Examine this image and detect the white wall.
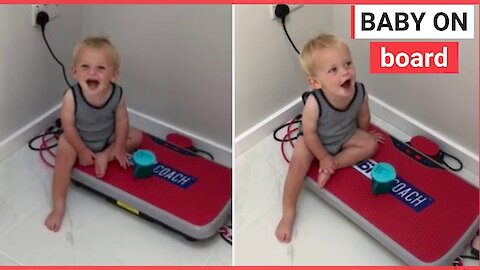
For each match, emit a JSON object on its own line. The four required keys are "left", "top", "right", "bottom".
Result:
{"left": 235, "top": 4, "right": 335, "bottom": 136}
{"left": 333, "top": 5, "right": 478, "bottom": 154}
{"left": 236, "top": 4, "right": 478, "bottom": 156}
{"left": 81, "top": 5, "right": 232, "bottom": 148}
{"left": 0, "top": 5, "right": 81, "bottom": 143}
{"left": 0, "top": 4, "right": 231, "bottom": 158}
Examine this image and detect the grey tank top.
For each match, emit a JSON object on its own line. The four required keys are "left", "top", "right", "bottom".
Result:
{"left": 310, "top": 81, "right": 365, "bottom": 155}
{"left": 70, "top": 83, "right": 123, "bottom": 149}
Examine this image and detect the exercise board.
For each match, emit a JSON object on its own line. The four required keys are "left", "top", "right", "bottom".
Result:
{"left": 71, "top": 132, "right": 232, "bottom": 240}
{"left": 305, "top": 125, "right": 478, "bottom": 265}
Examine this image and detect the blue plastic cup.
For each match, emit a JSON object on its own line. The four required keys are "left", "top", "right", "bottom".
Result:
{"left": 132, "top": 149, "right": 157, "bottom": 179}
{"left": 371, "top": 162, "right": 396, "bottom": 195}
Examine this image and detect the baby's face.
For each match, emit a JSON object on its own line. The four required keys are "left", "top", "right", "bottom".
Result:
{"left": 72, "top": 47, "right": 118, "bottom": 95}
{"left": 308, "top": 44, "right": 356, "bottom": 98}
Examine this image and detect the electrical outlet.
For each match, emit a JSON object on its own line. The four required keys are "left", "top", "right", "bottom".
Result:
{"left": 269, "top": 4, "right": 304, "bottom": 20}
{"left": 32, "top": 4, "right": 59, "bottom": 27}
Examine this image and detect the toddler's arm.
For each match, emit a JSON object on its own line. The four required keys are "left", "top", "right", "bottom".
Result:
{"left": 357, "top": 94, "right": 384, "bottom": 143}
{"left": 357, "top": 94, "right": 371, "bottom": 131}
{"left": 114, "top": 96, "right": 129, "bottom": 150}
{"left": 61, "top": 90, "right": 95, "bottom": 165}
{"left": 111, "top": 96, "right": 129, "bottom": 168}
{"left": 302, "top": 95, "right": 336, "bottom": 172}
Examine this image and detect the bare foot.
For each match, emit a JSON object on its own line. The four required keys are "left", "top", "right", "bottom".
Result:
{"left": 317, "top": 171, "right": 331, "bottom": 188}
{"left": 44, "top": 206, "right": 65, "bottom": 232}
{"left": 275, "top": 215, "right": 294, "bottom": 243}
{"left": 94, "top": 152, "right": 110, "bottom": 178}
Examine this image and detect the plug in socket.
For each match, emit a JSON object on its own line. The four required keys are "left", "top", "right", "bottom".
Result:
{"left": 269, "top": 4, "right": 304, "bottom": 20}
{"left": 32, "top": 4, "right": 59, "bottom": 27}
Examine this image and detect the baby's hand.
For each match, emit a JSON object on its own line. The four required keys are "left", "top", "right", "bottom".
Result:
{"left": 78, "top": 148, "right": 95, "bottom": 166}
{"left": 370, "top": 130, "right": 385, "bottom": 144}
{"left": 112, "top": 147, "right": 129, "bottom": 169}
{"left": 319, "top": 155, "right": 337, "bottom": 174}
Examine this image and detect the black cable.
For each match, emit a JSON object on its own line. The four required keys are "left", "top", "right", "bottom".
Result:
{"left": 190, "top": 147, "right": 214, "bottom": 161}
{"left": 29, "top": 118, "right": 63, "bottom": 151}
{"left": 272, "top": 92, "right": 310, "bottom": 142}
{"left": 282, "top": 21, "right": 300, "bottom": 55}
{"left": 471, "top": 248, "right": 479, "bottom": 257}
{"left": 39, "top": 20, "right": 72, "bottom": 90}
{"left": 274, "top": 4, "right": 300, "bottom": 55}
{"left": 273, "top": 119, "right": 302, "bottom": 142}
{"left": 28, "top": 130, "right": 62, "bottom": 151}
{"left": 453, "top": 255, "right": 479, "bottom": 266}
{"left": 440, "top": 151, "right": 463, "bottom": 171}
{"left": 459, "top": 255, "right": 479, "bottom": 260}
{"left": 219, "top": 223, "right": 232, "bottom": 245}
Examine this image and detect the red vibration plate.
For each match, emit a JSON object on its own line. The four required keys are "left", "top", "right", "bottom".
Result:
{"left": 73, "top": 133, "right": 231, "bottom": 229}
{"left": 306, "top": 126, "right": 478, "bottom": 265}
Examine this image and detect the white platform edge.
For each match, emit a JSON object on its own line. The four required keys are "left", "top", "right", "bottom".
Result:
{"left": 235, "top": 94, "right": 479, "bottom": 174}
{"left": 0, "top": 104, "right": 232, "bottom": 168}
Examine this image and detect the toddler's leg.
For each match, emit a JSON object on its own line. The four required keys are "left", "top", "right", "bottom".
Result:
{"left": 275, "top": 137, "right": 314, "bottom": 243}
{"left": 334, "top": 129, "right": 378, "bottom": 169}
{"left": 125, "top": 127, "right": 143, "bottom": 152}
{"left": 44, "top": 135, "right": 77, "bottom": 232}
{"left": 94, "top": 127, "right": 143, "bottom": 178}
{"left": 317, "top": 168, "right": 334, "bottom": 188}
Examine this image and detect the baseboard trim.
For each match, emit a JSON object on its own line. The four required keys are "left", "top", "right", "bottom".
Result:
{"left": 235, "top": 97, "right": 303, "bottom": 156}
{"left": 0, "top": 103, "right": 61, "bottom": 163}
{"left": 235, "top": 95, "right": 478, "bottom": 173}
{"left": 128, "top": 109, "right": 232, "bottom": 167}
{"left": 369, "top": 95, "right": 479, "bottom": 173}
{"left": 0, "top": 104, "right": 231, "bottom": 168}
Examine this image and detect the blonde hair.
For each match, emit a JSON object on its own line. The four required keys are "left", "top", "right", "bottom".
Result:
{"left": 72, "top": 36, "right": 120, "bottom": 72}
{"left": 299, "top": 33, "right": 348, "bottom": 77}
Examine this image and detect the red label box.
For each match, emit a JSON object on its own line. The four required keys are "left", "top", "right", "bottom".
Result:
{"left": 370, "top": 42, "right": 458, "bottom": 74}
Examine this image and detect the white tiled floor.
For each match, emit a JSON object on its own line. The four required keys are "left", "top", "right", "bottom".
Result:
{"left": 235, "top": 115, "right": 479, "bottom": 266}
{"left": 0, "top": 145, "right": 231, "bottom": 265}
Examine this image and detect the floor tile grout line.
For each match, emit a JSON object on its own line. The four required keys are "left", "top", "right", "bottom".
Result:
{"left": 0, "top": 249, "right": 24, "bottom": 266}
{"left": 236, "top": 203, "right": 277, "bottom": 236}
{"left": 0, "top": 205, "right": 43, "bottom": 240}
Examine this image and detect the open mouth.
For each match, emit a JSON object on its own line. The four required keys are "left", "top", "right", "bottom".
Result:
{"left": 86, "top": 79, "right": 100, "bottom": 89}
{"left": 341, "top": 79, "right": 352, "bottom": 89}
